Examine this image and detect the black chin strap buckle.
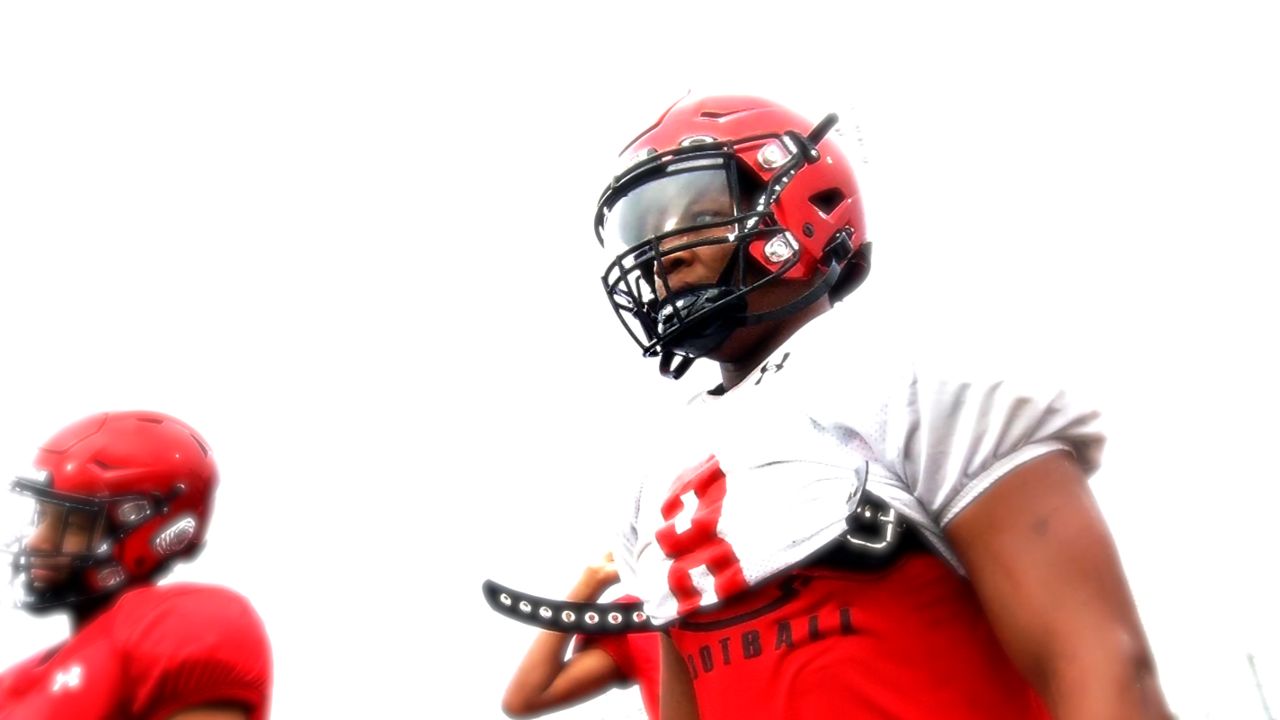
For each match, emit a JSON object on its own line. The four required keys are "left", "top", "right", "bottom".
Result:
{"left": 822, "top": 227, "right": 854, "bottom": 264}
{"left": 659, "top": 351, "right": 696, "bottom": 380}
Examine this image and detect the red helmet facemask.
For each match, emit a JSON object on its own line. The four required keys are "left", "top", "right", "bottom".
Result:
{"left": 5, "top": 411, "right": 216, "bottom": 615}
{"left": 595, "top": 95, "right": 870, "bottom": 379}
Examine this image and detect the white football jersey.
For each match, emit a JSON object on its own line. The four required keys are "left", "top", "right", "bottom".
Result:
{"left": 616, "top": 304, "right": 1105, "bottom": 626}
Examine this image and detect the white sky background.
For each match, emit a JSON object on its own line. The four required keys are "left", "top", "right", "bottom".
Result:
{"left": 1, "top": 1, "right": 1277, "bottom": 718}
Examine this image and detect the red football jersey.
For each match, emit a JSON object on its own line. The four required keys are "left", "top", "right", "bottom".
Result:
{"left": 0, "top": 582, "right": 271, "bottom": 720}
{"left": 666, "top": 554, "right": 1049, "bottom": 720}
{"left": 575, "top": 595, "right": 662, "bottom": 720}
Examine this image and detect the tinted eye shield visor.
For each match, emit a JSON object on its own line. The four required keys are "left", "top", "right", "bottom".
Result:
{"left": 596, "top": 152, "right": 761, "bottom": 256}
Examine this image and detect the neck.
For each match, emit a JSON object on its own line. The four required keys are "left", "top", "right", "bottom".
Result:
{"left": 717, "top": 297, "right": 830, "bottom": 390}
{"left": 68, "top": 591, "right": 123, "bottom": 632}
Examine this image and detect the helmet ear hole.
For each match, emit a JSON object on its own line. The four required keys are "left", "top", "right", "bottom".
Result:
{"left": 809, "top": 188, "right": 846, "bottom": 216}
{"left": 152, "top": 515, "right": 199, "bottom": 558}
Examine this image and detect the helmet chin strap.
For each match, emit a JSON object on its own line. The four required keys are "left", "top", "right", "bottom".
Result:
{"left": 740, "top": 260, "right": 841, "bottom": 327}
{"left": 736, "top": 225, "right": 852, "bottom": 328}
{"left": 658, "top": 350, "right": 697, "bottom": 380}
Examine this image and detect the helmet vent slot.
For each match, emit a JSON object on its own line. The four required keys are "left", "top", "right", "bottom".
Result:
{"left": 189, "top": 434, "right": 210, "bottom": 457}
{"left": 135, "top": 417, "right": 165, "bottom": 425}
{"left": 809, "top": 188, "right": 846, "bottom": 216}
{"left": 699, "top": 110, "right": 746, "bottom": 119}
{"left": 92, "top": 458, "right": 120, "bottom": 470}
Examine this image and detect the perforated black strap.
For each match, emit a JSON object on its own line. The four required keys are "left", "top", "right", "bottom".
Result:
{"left": 481, "top": 579, "right": 659, "bottom": 635}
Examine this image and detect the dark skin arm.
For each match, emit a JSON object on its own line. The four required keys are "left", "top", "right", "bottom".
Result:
{"left": 501, "top": 555, "right": 629, "bottom": 718}
{"left": 946, "top": 450, "right": 1173, "bottom": 720}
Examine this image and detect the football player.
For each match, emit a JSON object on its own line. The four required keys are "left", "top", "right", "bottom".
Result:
{"left": 0, "top": 411, "right": 272, "bottom": 720}
{"left": 592, "top": 95, "right": 1173, "bottom": 719}
{"left": 502, "top": 553, "right": 660, "bottom": 719}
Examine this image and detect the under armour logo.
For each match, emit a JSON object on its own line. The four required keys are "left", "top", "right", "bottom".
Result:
{"left": 52, "top": 665, "right": 82, "bottom": 692}
{"left": 754, "top": 352, "right": 791, "bottom": 385}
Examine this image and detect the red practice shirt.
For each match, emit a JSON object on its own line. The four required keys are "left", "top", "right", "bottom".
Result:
{"left": 0, "top": 582, "right": 271, "bottom": 720}
{"left": 666, "top": 554, "right": 1050, "bottom": 720}
{"left": 576, "top": 594, "right": 662, "bottom": 720}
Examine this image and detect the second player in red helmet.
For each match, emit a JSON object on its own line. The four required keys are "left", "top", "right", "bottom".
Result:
{"left": 0, "top": 411, "right": 272, "bottom": 720}
{"left": 588, "top": 95, "right": 1172, "bottom": 719}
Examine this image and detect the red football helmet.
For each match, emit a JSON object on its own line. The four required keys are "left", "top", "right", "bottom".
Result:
{"left": 7, "top": 411, "right": 217, "bottom": 613}
{"left": 595, "top": 94, "right": 869, "bottom": 378}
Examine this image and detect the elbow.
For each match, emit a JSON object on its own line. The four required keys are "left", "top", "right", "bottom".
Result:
{"left": 1104, "top": 627, "right": 1166, "bottom": 701}
{"left": 500, "top": 698, "right": 535, "bottom": 719}
{"left": 1038, "top": 628, "right": 1172, "bottom": 720}
{"left": 500, "top": 692, "right": 547, "bottom": 719}
{"left": 500, "top": 702, "right": 534, "bottom": 719}
{"left": 1118, "top": 639, "right": 1172, "bottom": 720}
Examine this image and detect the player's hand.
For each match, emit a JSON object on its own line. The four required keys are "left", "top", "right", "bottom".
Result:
{"left": 568, "top": 552, "right": 620, "bottom": 602}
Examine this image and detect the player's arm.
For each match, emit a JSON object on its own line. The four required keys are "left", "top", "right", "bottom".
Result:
{"left": 658, "top": 633, "right": 699, "bottom": 720}
{"left": 501, "top": 555, "right": 628, "bottom": 718}
{"left": 167, "top": 705, "right": 249, "bottom": 720}
{"left": 946, "top": 450, "right": 1172, "bottom": 720}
